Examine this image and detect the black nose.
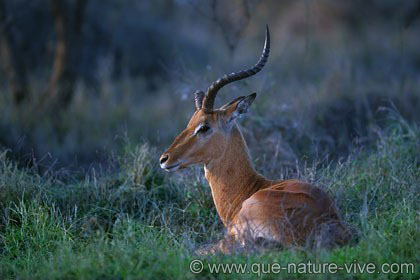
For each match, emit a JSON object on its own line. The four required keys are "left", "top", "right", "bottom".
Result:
{"left": 160, "top": 154, "right": 169, "bottom": 164}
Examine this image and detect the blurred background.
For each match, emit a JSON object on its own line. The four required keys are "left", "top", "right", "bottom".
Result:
{"left": 0, "top": 0, "right": 419, "bottom": 176}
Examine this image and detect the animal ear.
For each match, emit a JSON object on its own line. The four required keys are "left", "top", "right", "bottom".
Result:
{"left": 222, "top": 93, "right": 257, "bottom": 124}
{"left": 194, "top": 90, "right": 205, "bottom": 110}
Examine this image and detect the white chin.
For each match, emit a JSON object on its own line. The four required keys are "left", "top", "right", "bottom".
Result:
{"left": 161, "top": 163, "right": 181, "bottom": 172}
{"left": 164, "top": 166, "right": 179, "bottom": 172}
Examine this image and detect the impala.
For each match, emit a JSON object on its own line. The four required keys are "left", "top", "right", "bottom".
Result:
{"left": 160, "top": 26, "right": 354, "bottom": 254}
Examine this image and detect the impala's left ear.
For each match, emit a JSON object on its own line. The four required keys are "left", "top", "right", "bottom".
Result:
{"left": 222, "top": 92, "right": 256, "bottom": 124}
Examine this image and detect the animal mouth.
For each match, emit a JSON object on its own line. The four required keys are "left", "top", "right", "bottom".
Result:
{"left": 162, "top": 162, "right": 181, "bottom": 172}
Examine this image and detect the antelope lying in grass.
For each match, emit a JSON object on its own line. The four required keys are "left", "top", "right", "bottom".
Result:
{"left": 160, "top": 26, "right": 354, "bottom": 254}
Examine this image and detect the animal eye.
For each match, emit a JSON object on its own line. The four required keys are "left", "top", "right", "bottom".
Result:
{"left": 197, "top": 125, "right": 210, "bottom": 134}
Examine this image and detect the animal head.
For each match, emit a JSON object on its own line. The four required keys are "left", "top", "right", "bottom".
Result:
{"left": 160, "top": 26, "right": 270, "bottom": 171}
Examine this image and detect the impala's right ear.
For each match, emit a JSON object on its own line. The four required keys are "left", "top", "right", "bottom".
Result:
{"left": 222, "top": 93, "right": 256, "bottom": 124}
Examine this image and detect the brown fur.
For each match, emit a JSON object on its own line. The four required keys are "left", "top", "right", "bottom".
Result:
{"left": 160, "top": 101, "right": 354, "bottom": 254}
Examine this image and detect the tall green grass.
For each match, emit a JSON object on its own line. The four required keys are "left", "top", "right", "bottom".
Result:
{"left": 0, "top": 119, "right": 418, "bottom": 279}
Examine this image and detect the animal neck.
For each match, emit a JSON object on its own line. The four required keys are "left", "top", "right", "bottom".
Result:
{"left": 204, "top": 124, "right": 269, "bottom": 226}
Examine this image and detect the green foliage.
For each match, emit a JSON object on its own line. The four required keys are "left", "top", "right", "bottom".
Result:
{"left": 1, "top": 1, "right": 419, "bottom": 278}
{"left": 0, "top": 121, "right": 418, "bottom": 279}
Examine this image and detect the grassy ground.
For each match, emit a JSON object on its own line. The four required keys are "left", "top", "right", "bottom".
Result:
{"left": 0, "top": 3, "right": 419, "bottom": 278}
{"left": 0, "top": 118, "right": 418, "bottom": 279}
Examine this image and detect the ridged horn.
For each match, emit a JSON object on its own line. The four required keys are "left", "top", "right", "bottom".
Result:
{"left": 202, "top": 24, "right": 270, "bottom": 112}
{"left": 194, "top": 90, "right": 205, "bottom": 110}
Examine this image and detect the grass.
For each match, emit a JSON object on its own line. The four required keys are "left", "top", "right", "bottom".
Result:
{"left": 0, "top": 118, "right": 418, "bottom": 279}
{"left": 0, "top": 4, "right": 419, "bottom": 278}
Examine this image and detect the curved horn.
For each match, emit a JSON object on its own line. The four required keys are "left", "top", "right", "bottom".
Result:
{"left": 202, "top": 25, "right": 270, "bottom": 112}
{"left": 194, "top": 90, "right": 205, "bottom": 110}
